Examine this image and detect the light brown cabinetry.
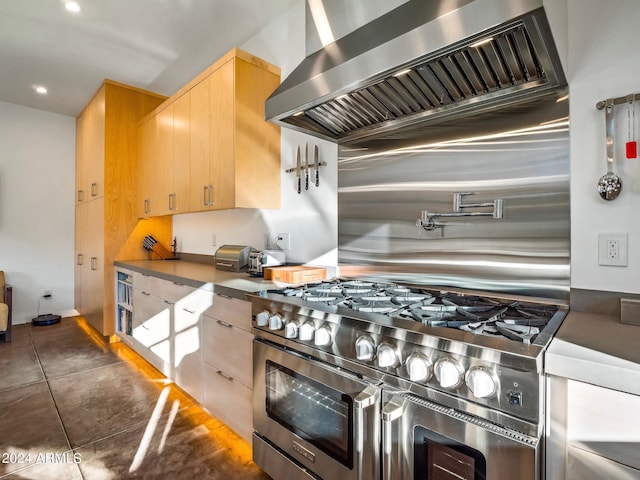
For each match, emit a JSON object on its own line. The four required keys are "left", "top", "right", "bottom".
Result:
{"left": 138, "top": 94, "right": 192, "bottom": 217}
{"left": 114, "top": 268, "right": 254, "bottom": 442}
{"left": 74, "top": 80, "right": 170, "bottom": 336}
{"left": 76, "top": 86, "right": 105, "bottom": 203}
{"left": 202, "top": 294, "right": 253, "bottom": 442}
{"left": 138, "top": 48, "right": 281, "bottom": 217}
{"left": 117, "top": 269, "right": 212, "bottom": 403}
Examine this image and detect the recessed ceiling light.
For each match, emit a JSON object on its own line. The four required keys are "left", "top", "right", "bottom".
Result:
{"left": 65, "top": 1, "right": 81, "bottom": 13}
{"left": 34, "top": 86, "right": 48, "bottom": 95}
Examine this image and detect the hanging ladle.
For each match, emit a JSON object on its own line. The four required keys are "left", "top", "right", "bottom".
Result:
{"left": 597, "top": 98, "right": 622, "bottom": 201}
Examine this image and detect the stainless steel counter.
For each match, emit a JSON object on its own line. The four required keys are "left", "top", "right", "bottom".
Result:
{"left": 114, "top": 259, "right": 281, "bottom": 300}
{"left": 546, "top": 310, "right": 640, "bottom": 395}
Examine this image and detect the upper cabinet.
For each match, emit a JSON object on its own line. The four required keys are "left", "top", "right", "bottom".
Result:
{"left": 76, "top": 85, "right": 106, "bottom": 203}
{"left": 137, "top": 48, "right": 281, "bottom": 218}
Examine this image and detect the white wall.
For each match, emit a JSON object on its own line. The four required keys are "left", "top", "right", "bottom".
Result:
{"left": 568, "top": 0, "right": 640, "bottom": 294}
{"left": 0, "top": 101, "right": 76, "bottom": 324}
{"left": 173, "top": 1, "right": 340, "bottom": 275}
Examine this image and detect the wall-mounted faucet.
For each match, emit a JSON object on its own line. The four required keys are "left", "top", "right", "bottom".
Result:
{"left": 417, "top": 192, "right": 504, "bottom": 233}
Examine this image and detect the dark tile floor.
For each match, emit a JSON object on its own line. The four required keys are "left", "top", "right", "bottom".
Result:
{"left": 0, "top": 318, "right": 270, "bottom": 480}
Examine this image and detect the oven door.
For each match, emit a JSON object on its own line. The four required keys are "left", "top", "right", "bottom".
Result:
{"left": 382, "top": 393, "right": 541, "bottom": 480}
{"left": 253, "top": 339, "right": 380, "bottom": 480}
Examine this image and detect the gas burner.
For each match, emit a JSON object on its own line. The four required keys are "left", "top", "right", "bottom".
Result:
{"left": 343, "top": 287, "right": 376, "bottom": 295}
{"left": 385, "top": 287, "right": 412, "bottom": 295}
{"left": 307, "top": 285, "right": 344, "bottom": 296}
{"left": 390, "top": 293, "right": 434, "bottom": 306}
{"left": 342, "top": 280, "right": 375, "bottom": 288}
{"left": 346, "top": 296, "right": 400, "bottom": 314}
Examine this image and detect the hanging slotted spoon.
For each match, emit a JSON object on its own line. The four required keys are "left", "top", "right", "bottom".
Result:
{"left": 597, "top": 99, "right": 622, "bottom": 200}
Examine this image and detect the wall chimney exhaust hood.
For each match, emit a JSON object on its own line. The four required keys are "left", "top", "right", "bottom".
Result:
{"left": 265, "top": 0, "right": 567, "bottom": 144}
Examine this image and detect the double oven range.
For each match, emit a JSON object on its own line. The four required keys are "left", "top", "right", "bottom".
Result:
{"left": 249, "top": 280, "right": 567, "bottom": 480}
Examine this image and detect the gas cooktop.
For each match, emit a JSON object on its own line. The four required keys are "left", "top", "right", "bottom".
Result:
{"left": 265, "top": 279, "right": 559, "bottom": 345}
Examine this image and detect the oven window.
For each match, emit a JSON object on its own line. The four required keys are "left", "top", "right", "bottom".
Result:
{"left": 265, "top": 360, "right": 353, "bottom": 468}
{"left": 414, "top": 425, "right": 486, "bottom": 480}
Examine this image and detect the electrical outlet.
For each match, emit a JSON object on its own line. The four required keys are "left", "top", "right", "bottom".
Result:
{"left": 273, "top": 233, "right": 291, "bottom": 250}
{"left": 598, "top": 233, "right": 628, "bottom": 266}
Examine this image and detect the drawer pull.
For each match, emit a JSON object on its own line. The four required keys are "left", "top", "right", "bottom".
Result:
{"left": 141, "top": 291, "right": 150, "bottom": 296}
{"left": 163, "top": 300, "right": 173, "bottom": 305}
{"left": 217, "top": 294, "right": 233, "bottom": 300}
{"left": 183, "top": 307, "right": 195, "bottom": 314}
{"left": 216, "top": 370, "right": 234, "bottom": 382}
{"left": 216, "top": 319, "right": 233, "bottom": 328}
{"left": 173, "top": 282, "right": 185, "bottom": 286}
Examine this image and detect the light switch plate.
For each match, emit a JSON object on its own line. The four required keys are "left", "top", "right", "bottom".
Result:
{"left": 598, "top": 233, "right": 628, "bottom": 266}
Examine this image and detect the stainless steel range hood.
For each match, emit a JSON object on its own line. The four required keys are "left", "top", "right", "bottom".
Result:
{"left": 266, "top": 0, "right": 566, "bottom": 144}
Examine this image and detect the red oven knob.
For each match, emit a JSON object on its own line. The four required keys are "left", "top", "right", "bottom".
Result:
{"left": 255, "top": 310, "right": 270, "bottom": 327}
{"left": 376, "top": 343, "right": 399, "bottom": 368}
{"left": 465, "top": 366, "right": 498, "bottom": 399}
{"left": 299, "top": 321, "right": 316, "bottom": 341}
{"left": 405, "top": 353, "right": 433, "bottom": 382}
{"left": 434, "top": 357, "right": 464, "bottom": 389}
{"left": 269, "top": 314, "right": 284, "bottom": 331}
{"left": 284, "top": 319, "right": 300, "bottom": 339}
{"left": 355, "top": 335, "right": 376, "bottom": 361}
{"left": 314, "top": 324, "right": 332, "bottom": 346}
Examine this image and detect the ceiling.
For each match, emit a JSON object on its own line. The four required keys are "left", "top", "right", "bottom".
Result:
{"left": 0, "top": 0, "right": 298, "bottom": 117}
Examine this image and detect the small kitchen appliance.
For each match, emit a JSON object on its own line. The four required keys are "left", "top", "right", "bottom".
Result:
{"left": 214, "top": 245, "right": 253, "bottom": 271}
{"left": 248, "top": 250, "right": 286, "bottom": 277}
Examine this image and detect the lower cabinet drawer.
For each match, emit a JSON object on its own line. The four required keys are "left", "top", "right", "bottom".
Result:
{"left": 203, "top": 317, "right": 252, "bottom": 388}
{"left": 203, "top": 362, "right": 253, "bottom": 443}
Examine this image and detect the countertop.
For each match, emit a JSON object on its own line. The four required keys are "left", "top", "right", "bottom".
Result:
{"left": 546, "top": 310, "right": 640, "bottom": 395}
{"left": 114, "top": 259, "right": 283, "bottom": 300}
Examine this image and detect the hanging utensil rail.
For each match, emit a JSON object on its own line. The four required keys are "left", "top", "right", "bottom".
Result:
{"left": 596, "top": 92, "right": 640, "bottom": 109}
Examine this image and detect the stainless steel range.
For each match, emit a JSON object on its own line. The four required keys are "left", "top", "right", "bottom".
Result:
{"left": 250, "top": 280, "right": 567, "bottom": 480}
{"left": 255, "top": 0, "right": 570, "bottom": 478}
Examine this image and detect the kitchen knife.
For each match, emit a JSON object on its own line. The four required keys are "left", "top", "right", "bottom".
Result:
{"left": 305, "top": 142, "right": 309, "bottom": 190}
{"left": 313, "top": 144, "right": 319, "bottom": 187}
{"left": 296, "top": 145, "right": 301, "bottom": 194}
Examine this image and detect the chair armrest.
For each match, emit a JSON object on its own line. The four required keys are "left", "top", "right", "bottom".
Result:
{"left": 4, "top": 285, "right": 12, "bottom": 311}
{"left": 2, "top": 285, "right": 12, "bottom": 342}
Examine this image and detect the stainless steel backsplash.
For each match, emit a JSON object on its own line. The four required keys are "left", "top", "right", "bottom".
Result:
{"left": 338, "top": 90, "right": 570, "bottom": 301}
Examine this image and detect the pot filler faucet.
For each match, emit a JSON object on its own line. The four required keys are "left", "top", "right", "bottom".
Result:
{"left": 416, "top": 192, "right": 504, "bottom": 232}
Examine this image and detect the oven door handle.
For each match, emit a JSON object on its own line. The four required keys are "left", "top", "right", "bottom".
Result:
{"left": 382, "top": 395, "right": 406, "bottom": 480}
{"left": 354, "top": 385, "right": 380, "bottom": 480}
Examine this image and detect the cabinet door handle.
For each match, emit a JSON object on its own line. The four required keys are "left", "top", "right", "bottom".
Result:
{"left": 141, "top": 291, "right": 150, "bottom": 296}
{"left": 163, "top": 300, "right": 174, "bottom": 305}
{"left": 208, "top": 185, "right": 214, "bottom": 206}
{"left": 91, "top": 182, "right": 98, "bottom": 197}
{"left": 77, "top": 254, "right": 83, "bottom": 265}
{"left": 169, "top": 193, "right": 176, "bottom": 211}
{"left": 90, "top": 257, "right": 98, "bottom": 271}
{"left": 182, "top": 307, "right": 195, "bottom": 314}
{"left": 144, "top": 199, "right": 150, "bottom": 215}
{"left": 216, "top": 319, "right": 233, "bottom": 328}
{"left": 216, "top": 370, "right": 234, "bottom": 382}
{"left": 203, "top": 186, "right": 209, "bottom": 206}
{"left": 77, "top": 190, "right": 84, "bottom": 202}
{"left": 216, "top": 293, "right": 233, "bottom": 300}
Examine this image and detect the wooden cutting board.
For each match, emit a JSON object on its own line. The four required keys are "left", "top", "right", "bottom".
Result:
{"left": 263, "top": 266, "right": 326, "bottom": 283}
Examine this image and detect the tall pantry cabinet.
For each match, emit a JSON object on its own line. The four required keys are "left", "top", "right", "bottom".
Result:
{"left": 75, "top": 80, "right": 170, "bottom": 336}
